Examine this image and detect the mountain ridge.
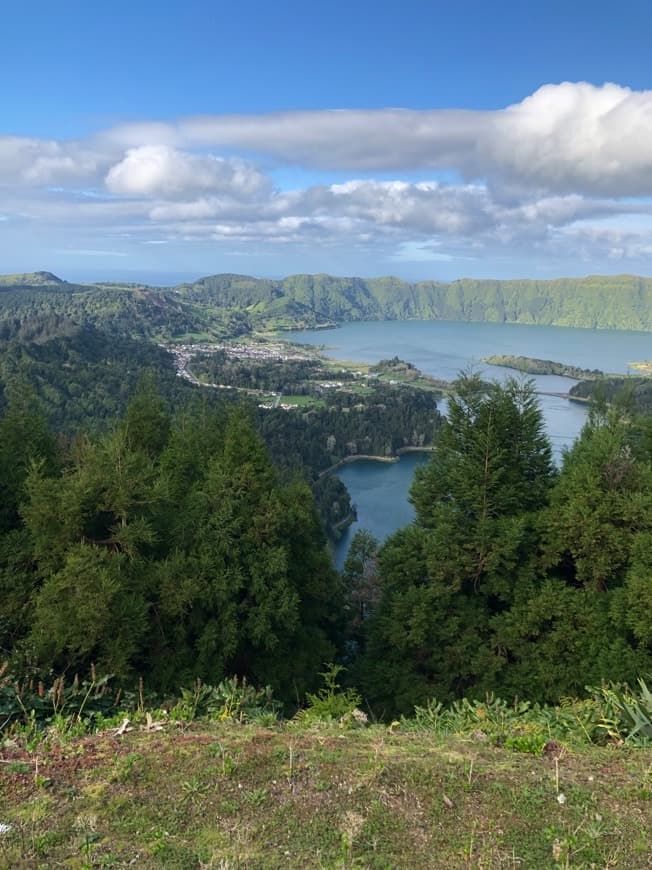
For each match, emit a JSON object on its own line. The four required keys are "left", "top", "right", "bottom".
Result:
{"left": 4, "top": 270, "right": 652, "bottom": 333}
{"left": 175, "top": 271, "right": 652, "bottom": 331}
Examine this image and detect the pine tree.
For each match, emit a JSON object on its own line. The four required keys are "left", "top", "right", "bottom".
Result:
{"left": 359, "top": 374, "right": 554, "bottom": 713}
{"left": 492, "top": 404, "right": 652, "bottom": 701}
{"left": 543, "top": 406, "right": 652, "bottom": 591}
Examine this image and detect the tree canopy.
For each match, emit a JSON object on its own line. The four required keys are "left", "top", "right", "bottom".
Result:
{"left": 357, "top": 376, "right": 652, "bottom": 715}
{"left": 2, "top": 389, "right": 342, "bottom": 704}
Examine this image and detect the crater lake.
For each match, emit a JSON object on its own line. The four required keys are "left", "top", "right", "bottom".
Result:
{"left": 280, "top": 320, "right": 652, "bottom": 563}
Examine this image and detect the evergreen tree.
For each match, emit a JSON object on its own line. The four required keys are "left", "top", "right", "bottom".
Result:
{"left": 149, "top": 409, "right": 342, "bottom": 698}
{"left": 21, "top": 421, "right": 161, "bottom": 675}
{"left": 0, "top": 380, "right": 57, "bottom": 533}
{"left": 359, "top": 375, "right": 554, "bottom": 713}
{"left": 13, "top": 394, "right": 342, "bottom": 701}
{"left": 409, "top": 373, "right": 553, "bottom": 605}
{"left": 122, "top": 371, "right": 171, "bottom": 457}
{"left": 0, "top": 383, "right": 57, "bottom": 656}
{"left": 342, "top": 529, "right": 379, "bottom": 655}
{"left": 543, "top": 406, "right": 652, "bottom": 591}
{"left": 492, "top": 405, "right": 652, "bottom": 701}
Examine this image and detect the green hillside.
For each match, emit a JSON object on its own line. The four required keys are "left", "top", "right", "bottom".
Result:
{"left": 0, "top": 278, "right": 245, "bottom": 341}
{"left": 180, "top": 271, "right": 652, "bottom": 331}
{"left": 2, "top": 270, "right": 652, "bottom": 334}
{"left": 0, "top": 271, "right": 64, "bottom": 287}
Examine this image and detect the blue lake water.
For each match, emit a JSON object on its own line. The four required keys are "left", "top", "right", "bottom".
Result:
{"left": 280, "top": 320, "right": 652, "bottom": 563}
{"left": 333, "top": 452, "right": 430, "bottom": 566}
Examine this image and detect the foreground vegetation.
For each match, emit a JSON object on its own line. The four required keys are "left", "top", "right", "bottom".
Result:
{"left": 2, "top": 724, "right": 651, "bottom": 868}
{"left": 2, "top": 372, "right": 652, "bottom": 714}
{"left": 350, "top": 375, "right": 652, "bottom": 715}
{"left": 2, "top": 270, "right": 652, "bottom": 865}
{"left": 0, "top": 388, "right": 343, "bottom": 699}
{"left": 1, "top": 668, "right": 652, "bottom": 868}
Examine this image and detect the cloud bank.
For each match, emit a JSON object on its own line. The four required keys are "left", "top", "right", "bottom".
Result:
{"left": 101, "top": 82, "right": 652, "bottom": 195}
{"left": 2, "top": 81, "right": 652, "bottom": 273}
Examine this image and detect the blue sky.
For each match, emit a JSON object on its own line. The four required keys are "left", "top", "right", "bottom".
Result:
{"left": 3, "top": 0, "right": 652, "bottom": 283}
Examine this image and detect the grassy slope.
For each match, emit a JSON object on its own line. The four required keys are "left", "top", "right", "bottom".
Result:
{"left": 1, "top": 723, "right": 651, "bottom": 868}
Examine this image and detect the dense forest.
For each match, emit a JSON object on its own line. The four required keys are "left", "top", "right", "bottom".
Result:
{"left": 0, "top": 323, "right": 187, "bottom": 431}
{"left": 1, "top": 370, "right": 651, "bottom": 714}
{"left": 0, "top": 387, "right": 342, "bottom": 700}
{"left": 350, "top": 375, "right": 652, "bottom": 715}
{"left": 570, "top": 375, "right": 652, "bottom": 416}
{"left": 259, "top": 384, "right": 440, "bottom": 473}
{"left": 1, "top": 271, "right": 652, "bottom": 718}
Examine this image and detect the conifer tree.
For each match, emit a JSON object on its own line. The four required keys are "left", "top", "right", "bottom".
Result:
{"left": 0, "top": 383, "right": 57, "bottom": 656}
{"left": 359, "top": 374, "right": 554, "bottom": 713}
{"left": 342, "top": 529, "right": 379, "bottom": 655}
{"left": 492, "top": 404, "right": 652, "bottom": 700}
{"left": 15, "top": 393, "right": 342, "bottom": 698}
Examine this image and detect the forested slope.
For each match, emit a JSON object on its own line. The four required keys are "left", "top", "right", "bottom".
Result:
{"left": 4, "top": 271, "right": 652, "bottom": 334}
{"left": 179, "top": 271, "right": 652, "bottom": 330}
{"left": 2, "top": 270, "right": 652, "bottom": 727}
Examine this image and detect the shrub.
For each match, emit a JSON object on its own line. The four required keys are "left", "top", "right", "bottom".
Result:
{"left": 294, "top": 664, "right": 364, "bottom": 726}
{"left": 169, "top": 676, "right": 279, "bottom": 724}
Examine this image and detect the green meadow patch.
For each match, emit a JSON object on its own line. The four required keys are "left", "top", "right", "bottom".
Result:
{"left": 1, "top": 721, "right": 651, "bottom": 868}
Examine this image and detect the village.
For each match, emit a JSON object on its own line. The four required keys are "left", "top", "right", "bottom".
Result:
{"left": 162, "top": 340, "right": 360, "bottom": 408}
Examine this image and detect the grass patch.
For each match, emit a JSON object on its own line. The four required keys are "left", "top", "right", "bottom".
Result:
{"left": 1, "top": 722, "right": 651, "bottom": 867}
{"left": 280, "top": 394, "right": 326, "bottom": 407}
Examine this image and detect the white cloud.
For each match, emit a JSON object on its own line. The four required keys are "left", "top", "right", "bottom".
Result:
{"left": 97, "top": 82, "right": 652, "bottom": 196}
{"left": 4, "top": 82, "right": 652, "bottom": 274}
{"left": 0, "top": 136, "right": 108, "bottom": 185}
{"left": 390, "top": 242, "right": 458, "bottom": 262}
{"left": 322, "top": 179, "right": 493, "bottom": 234}
{"left": 105, "top": 145, "right": 268, "bottom": 199}
{"left": 484, "top": 82, "right": 652, "bottom": 195}
{"left": 148, "top": 197, "right": 239, "bottom": 221}
{"left": 52, "top": 248, "right": 128, "bottom": 257}
{"left": 5, "top": 82, "right": 652, "bottom": 201}
{"left": 552, "top": 225, "right": 652, "bottom": 261}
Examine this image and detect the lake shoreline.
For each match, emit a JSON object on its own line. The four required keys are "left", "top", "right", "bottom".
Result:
{"left": 320, "top": 446, "right": 435, "bottom": 478}
{"left": 282, "top": 318, "right": 636, "bottom": 561}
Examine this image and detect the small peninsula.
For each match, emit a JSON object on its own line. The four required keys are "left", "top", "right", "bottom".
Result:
{"left": 483, "top": 354, "right": 604, "bottom": 380}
